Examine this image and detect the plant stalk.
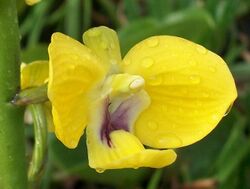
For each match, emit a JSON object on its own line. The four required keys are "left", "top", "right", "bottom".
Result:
{"left": 0, "top": 0, "right": 28, "bottom": 188}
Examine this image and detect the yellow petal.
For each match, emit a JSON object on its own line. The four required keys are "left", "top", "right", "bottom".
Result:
{"left": 83, "top": 26, "right": 122, "bottom": 73}
{"left": 122, "top": 36, "right": 237, "bottom": 148}
{"left": 87, "top": 99, "right": 176, "bottom": 170}
{"left": 21, "top": 60, "right": 49, "bottom": 89}
{"left": 48, "top": 32, "right": 106, "bottom": 148}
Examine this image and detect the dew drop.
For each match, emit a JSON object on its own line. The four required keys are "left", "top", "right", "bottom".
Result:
{"left": 193, "top": 109, "right": 199, "bottom": 115}
{"left": 101, "top": 41, "right": 108, "bottom": 49}
{"left": 155, "top": 133, "right": 182, "bottom": 148}
{"left": 224, "top": 103, "right": 233, "bottom": 116}
{"left": 189, "top": 75, "right": 200, "bottom": 84}
{"left": 211, "top": 114, "right": 219, "bottom": 121}
{"left": 88, "top": 29, "right": 101, "bottom": 37}
{"left": 209, "top": 66, "right": 216, "bottom": 73}
{"left": 178, "top": 107, "right": 183, "bottom": 113}
{"left": 196, "top": 45, "right": 207, "bottom": 54}
{"left": 147, "top": 121, "right": 158, "bottom": 130}
{"left": 142, "top": 57, "right": 154, "bottom": 68}
{"left": 188, "top": 60, "right": 197, "bottom": 67}
{"left": 96, "top": 168, "right": 105, "bottom": 173}
{"left": 148, "top": 76, "right": 162, "bottom": 86}
{"left": 146, "top": 38, "right": 159, "bottom": 47}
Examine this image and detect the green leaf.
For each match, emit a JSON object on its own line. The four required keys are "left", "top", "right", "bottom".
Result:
{"left": 119, "top": 8, "right": 217, "bottom": 56}
{"left": 118, "top": 18, "right": 159, "bottom": 56}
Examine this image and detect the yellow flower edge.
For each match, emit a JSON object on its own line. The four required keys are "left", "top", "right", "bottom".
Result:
{"left": 122, "top": 36, "right": 237, "bottom": 148}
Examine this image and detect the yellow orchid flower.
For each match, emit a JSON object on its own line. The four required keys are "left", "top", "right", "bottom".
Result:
{"left": 45, "top": 26, "right": 237, "bottom": 171}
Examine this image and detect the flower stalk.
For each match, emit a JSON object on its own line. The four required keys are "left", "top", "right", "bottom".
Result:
{"left": 0, "top": 0, "right": 28, "bottom": 188}
{"left": 28, "top": 104, "right": 48, "bottom": 188}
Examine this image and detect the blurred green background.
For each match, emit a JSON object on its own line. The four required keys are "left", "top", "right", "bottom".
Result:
{"left": 18, "top": 0, "right": 250, "bottom": 188}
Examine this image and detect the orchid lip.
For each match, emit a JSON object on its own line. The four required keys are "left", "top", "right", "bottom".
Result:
{"left": 100, "top": 98, "right": 131, "bottom": 147}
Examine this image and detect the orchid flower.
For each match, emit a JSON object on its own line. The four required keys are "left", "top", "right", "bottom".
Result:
{"left": 21, "top": 26, "right": 237, "bottom": 172}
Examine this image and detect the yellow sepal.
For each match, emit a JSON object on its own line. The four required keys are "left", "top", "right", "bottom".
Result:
{"left": 21, "top": 60, "right": 49, "bottom": 89}
{"left": 122, "top": 36, "right": 237, "bottom": 148}
{"left": 48, "top": 32, "right": 106, "bottom": 148}
{"left": 83, "top": 26, "right": 122, "bottom": 73}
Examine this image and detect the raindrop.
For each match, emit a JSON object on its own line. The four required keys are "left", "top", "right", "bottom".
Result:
{"left": 189, "top": 75, "right": 200, "bottom": 84}
{"left": 155, "top": 133, "right": 182, "bottom": 148}
{"left": 142, "top": 57, "right": 154, "bottom": 68}
{"left": 96, "top": 168, "right": 105, "bottom": 173}
{"left": 88, "top": 30, "right": 101, "bottom": 37}
{"left": 188, "top": 60, "right": 197, "bottom": 67}
{"left": 148, "top": 76, "right": 162, "bottom": 86}
{"left": 147, "top": 121, "right": 158, "bottom": 130}
{"left": 209, "top": 66, "right": 216, "bottom": 73}
{"left": 178, "top": 107, "right": 183, "bottom": 113}
{"left": 101, "top": 41, "right": 108, "bottom": 49}
{"left": 146, "top": 38, "right": 159, "bottom": 48}
{"left": 211, "top": 114, "right": 219, "bottom": 121}
{"left": 196, "top": 45, "right": 207, "bottom": 54}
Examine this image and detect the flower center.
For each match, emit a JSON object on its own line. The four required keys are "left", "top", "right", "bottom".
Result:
{"left": 99, "top": 90, "right": 151, "bottom": 147}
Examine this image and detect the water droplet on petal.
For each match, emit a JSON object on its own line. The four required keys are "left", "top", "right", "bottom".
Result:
{"left": 224, "top": 103, "right": 233, "bottom": 116}
{"left": 155, "top": 133, "right": 182, "bottom": 148}
{"left": 196, "top": 44, "right": 207, "bottom": 54}
{"left": 209, "top": 66, "right": 216, "bottom": 73}
{"left": 193, "top": 109, "right": 199, "bottom": 115}
{"left": 188, "top": 60, "right": 197, "bottom": 66}
{"left": 142, "top": 57, "right": 154, "bottom": 68}
{"left": 96, "top": 168, "right": 105, "bottom": 173}
{"left": 88, "top": 29, "right": 101, "bottom": 37}
{"left": 146, "top": 38, "right": 159, "bottom": 47}
{"left": 101, "top": 41, "right": 108, "bottom": 49}
{"left": 147, "top": 121, "right": 158, "bottom": 130}
{"left": 189, "top": 75, "right": 200, "bottom": 84}
{"left": 148, "top": 76, "right": 162, "bottom": 86}
{"left": 178, "top": 107, "right": 183, "bottom": 113}
{"left": 211, "top": 114, "right": 219, "bottom": 122}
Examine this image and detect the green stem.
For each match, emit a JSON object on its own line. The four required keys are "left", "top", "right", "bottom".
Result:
{"left": 28, "top": 104, "right": 48, "bottom": 188}
{"left": 0, "top": 0, "right": 28, "bottom": 188}
{"left": 12, "top": 84, "right": 48, "bottom": 106}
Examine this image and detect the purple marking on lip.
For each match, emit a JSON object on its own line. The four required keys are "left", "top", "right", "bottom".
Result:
{"left": 100, "top": 98, "right": 131, "bottom": 147}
